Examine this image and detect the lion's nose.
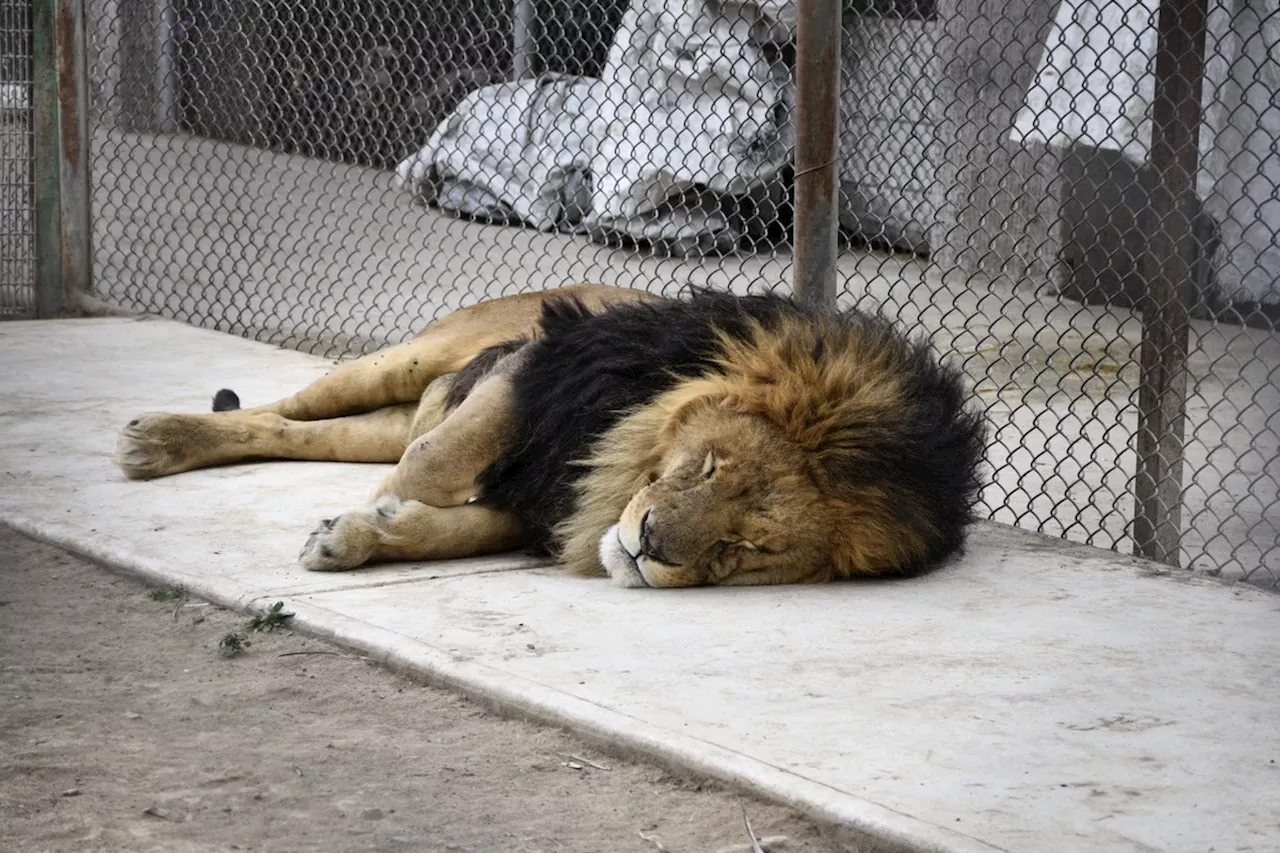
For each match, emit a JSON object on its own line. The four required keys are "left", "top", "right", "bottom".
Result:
{"left": 638, "top": 510, "right": 654, "bottom": 555}
{"left": 638, "top": 510, "right": 678, "bottom": 565}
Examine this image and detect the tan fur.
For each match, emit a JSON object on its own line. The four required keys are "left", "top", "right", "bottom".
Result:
{"left": 114, "top": 283, "right": 660, "bottom": 574}
{"left": 298, "top": 497, "right": 525, "bottom": 571}
{"left": 367, "top": 346, "right": 527, "bottom": 507}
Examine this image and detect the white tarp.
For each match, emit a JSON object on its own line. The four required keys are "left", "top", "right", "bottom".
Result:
{"left": 396, "top": 0, "right": 794, "bottom": 256}
{"left": 1011, "top": 0, "right": 1280, "bottom": 305}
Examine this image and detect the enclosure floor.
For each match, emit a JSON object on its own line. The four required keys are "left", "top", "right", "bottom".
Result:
{"left": 3, "top": 318, "right": 1278, "bottom": 853}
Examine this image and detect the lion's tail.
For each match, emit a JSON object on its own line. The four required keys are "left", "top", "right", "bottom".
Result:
{"left": 211, "top": 389, "right": 241, "bottom": 412}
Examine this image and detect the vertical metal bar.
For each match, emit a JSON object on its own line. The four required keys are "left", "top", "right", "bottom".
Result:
{"left": 792, "top": 0, "right": 841, "bottom": 309}
{"left": 30, "top": 0, "right": 89, "bottom": 318}
{"left": 154, "top": 0, "right": 177, "bottom": 131}
{"left": 1133, "top": 0, "right": 1208, "bottom": 566}
{"left": 512, "top": 0, "right": 536, "bottom": 80}
{"left": 32, "top": 0, "right": 63, "bottom": 317}
{"left": 57, "top": 0, "right": 90, "bottom": 306}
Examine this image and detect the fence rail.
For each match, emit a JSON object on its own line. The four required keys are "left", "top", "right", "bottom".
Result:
{"left": 21, "top": 0, "right": 1280, "bottom": 588}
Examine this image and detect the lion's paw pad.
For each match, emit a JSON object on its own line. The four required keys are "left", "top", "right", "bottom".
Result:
{"left": 114, "top": 414, "right": 192, "bottom": 480}
{"left": 298, "top": 513, "right": 373, "bottom": 572}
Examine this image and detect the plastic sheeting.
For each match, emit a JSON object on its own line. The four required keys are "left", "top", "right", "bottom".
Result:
{"left": 395, "top": 0, "right": 794, "bottom": 257}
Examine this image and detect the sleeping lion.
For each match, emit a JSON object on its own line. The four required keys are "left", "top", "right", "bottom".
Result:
{"left": 114, "top": 284, "right": 987, "bottom": 588}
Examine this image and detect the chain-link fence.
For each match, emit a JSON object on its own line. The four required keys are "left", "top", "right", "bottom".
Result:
{"left": 0, "top": 0, "right": 33, "bottom": 317}
{"left": 30, "top": 0, "right": 1280, "bottom": 587}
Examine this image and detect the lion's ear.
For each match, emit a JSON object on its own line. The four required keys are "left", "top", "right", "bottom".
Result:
{"left": 655, "top": 381, "right": 728, "bottom": 443}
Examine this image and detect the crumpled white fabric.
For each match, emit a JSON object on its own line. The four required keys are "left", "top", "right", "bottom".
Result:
{"left": 1010, "top": 0, "right": 1280, "bottom": 304}
{"left": 395, "top": 0, "right": 794, "bottom": 256}
{"left": 395, "top": 73, "right": 600, "bottom": 230}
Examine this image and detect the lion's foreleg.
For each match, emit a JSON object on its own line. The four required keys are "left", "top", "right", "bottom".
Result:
{"left": 406, "top": 374, "right": 456, "bottom": 443}
{"left": 297, "top": 499, "right": 525, "bottom": 571}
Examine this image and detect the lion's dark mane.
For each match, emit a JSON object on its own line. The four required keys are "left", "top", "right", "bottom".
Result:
{"left": 472, "top": 288, "right": 987, "bottom": 572}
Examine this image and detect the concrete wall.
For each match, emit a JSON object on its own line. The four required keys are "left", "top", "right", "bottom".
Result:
{"left": 836, "top": 0, "right": 1245, "bottom": 311}
{"left": 1058, "top": 144, "right": 1220, "bottom": 311}
{"left": 926, "top": 0, "right": 1063, "bottom": 286}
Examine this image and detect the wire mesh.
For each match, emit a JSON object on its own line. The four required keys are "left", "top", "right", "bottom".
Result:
{"left": 79, "top": 0, "right": 1278, "bottom": 588}
{"left": 0, "top": 0, "right": 33, "bottom": 317}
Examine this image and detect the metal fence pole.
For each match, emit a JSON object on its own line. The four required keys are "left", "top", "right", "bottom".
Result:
{"left": 32, "top": 0, "right": 62, "bottom": 317}
{"left": 1132, "top": 0, "right": 1208, "bottom": 566}
{"left": 512, "top": 0, "right": 537, "bottom": 79}
{"left": 57, "top": 0, "right": 90, "bottom": 305}
{"left": 30, "top": 0, "right": 89, "bottom": 318}
{"left": 154, "top": 0, "right": 178, "bottom": 132}
{"left": 792, "top": 0, "right": 841, "bottom": 309}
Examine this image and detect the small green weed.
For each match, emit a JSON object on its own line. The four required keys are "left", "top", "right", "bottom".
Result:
{"left": 247, "top": 601, "right": 294, "bottom": 633}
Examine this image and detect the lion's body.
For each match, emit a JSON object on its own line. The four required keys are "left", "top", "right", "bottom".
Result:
{"left": 116, "top": 284, "right": 987, "bottom": 588}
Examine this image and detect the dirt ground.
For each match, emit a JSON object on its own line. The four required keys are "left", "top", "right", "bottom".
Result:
{"left": 0, "top": 526, "right": 859, "bottom": 853}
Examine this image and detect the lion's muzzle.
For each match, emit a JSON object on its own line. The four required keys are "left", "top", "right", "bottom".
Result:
{"left": 598, "top": 524, "right": 650, "bottom": 588}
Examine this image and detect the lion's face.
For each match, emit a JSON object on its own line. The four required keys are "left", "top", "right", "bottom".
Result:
{"left": 597, "top": 407, "right": 837, "bottom": 588}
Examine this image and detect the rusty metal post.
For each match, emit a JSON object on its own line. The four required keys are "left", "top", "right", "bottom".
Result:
{"left": 792, "top": 0, "right": 841, "bottom": 309}
{"left": 32, "top": 0, "right": 63, "bottom": 317}
{"left": 31, "top": 0, "right": 90, "bottom": 318}
{"left": 57, "top": 0, "right": 91, "bottom": 307}
{"left": 1133, "top": 0, "right": 1208, "bottom": 566}
{"left": 154, "top": 0, "right": 179, "bottom": 131}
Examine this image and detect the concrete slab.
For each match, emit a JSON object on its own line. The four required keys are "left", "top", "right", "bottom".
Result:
{"left": 3, "top": 317, "right": 1279, "bottom": 853}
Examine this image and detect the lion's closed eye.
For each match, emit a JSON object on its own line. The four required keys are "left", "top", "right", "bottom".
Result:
{"left": 718, "top": 537, "right": 763, "bottom": 552}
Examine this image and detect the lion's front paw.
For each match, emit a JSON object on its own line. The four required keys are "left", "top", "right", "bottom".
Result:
{"left": 298, "top": 511, "right": 379, "bottom": 572}
{"left": 114, "top": 413, "right": 200, "bottom": 480}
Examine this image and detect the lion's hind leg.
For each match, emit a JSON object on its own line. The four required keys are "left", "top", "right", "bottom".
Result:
{"left": 225, "top": 286, "right": 637, "bottom": 423}
{"left": 113, "top": 335, "right": 459, "bottom": 481}
{"left": 116, "top": 286, "right": 650, "bottom": 480}
{"left": 113, "top": 292, "right": 551, "bottom": 481}
{"left": 224, "top": 338, "right": 468, "bottom": 423}
{"left": 114, "top": 405, "right": 418, "bottom": 480}
{"left": 298, "top": 345, "right": 528, "bottom": 571}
